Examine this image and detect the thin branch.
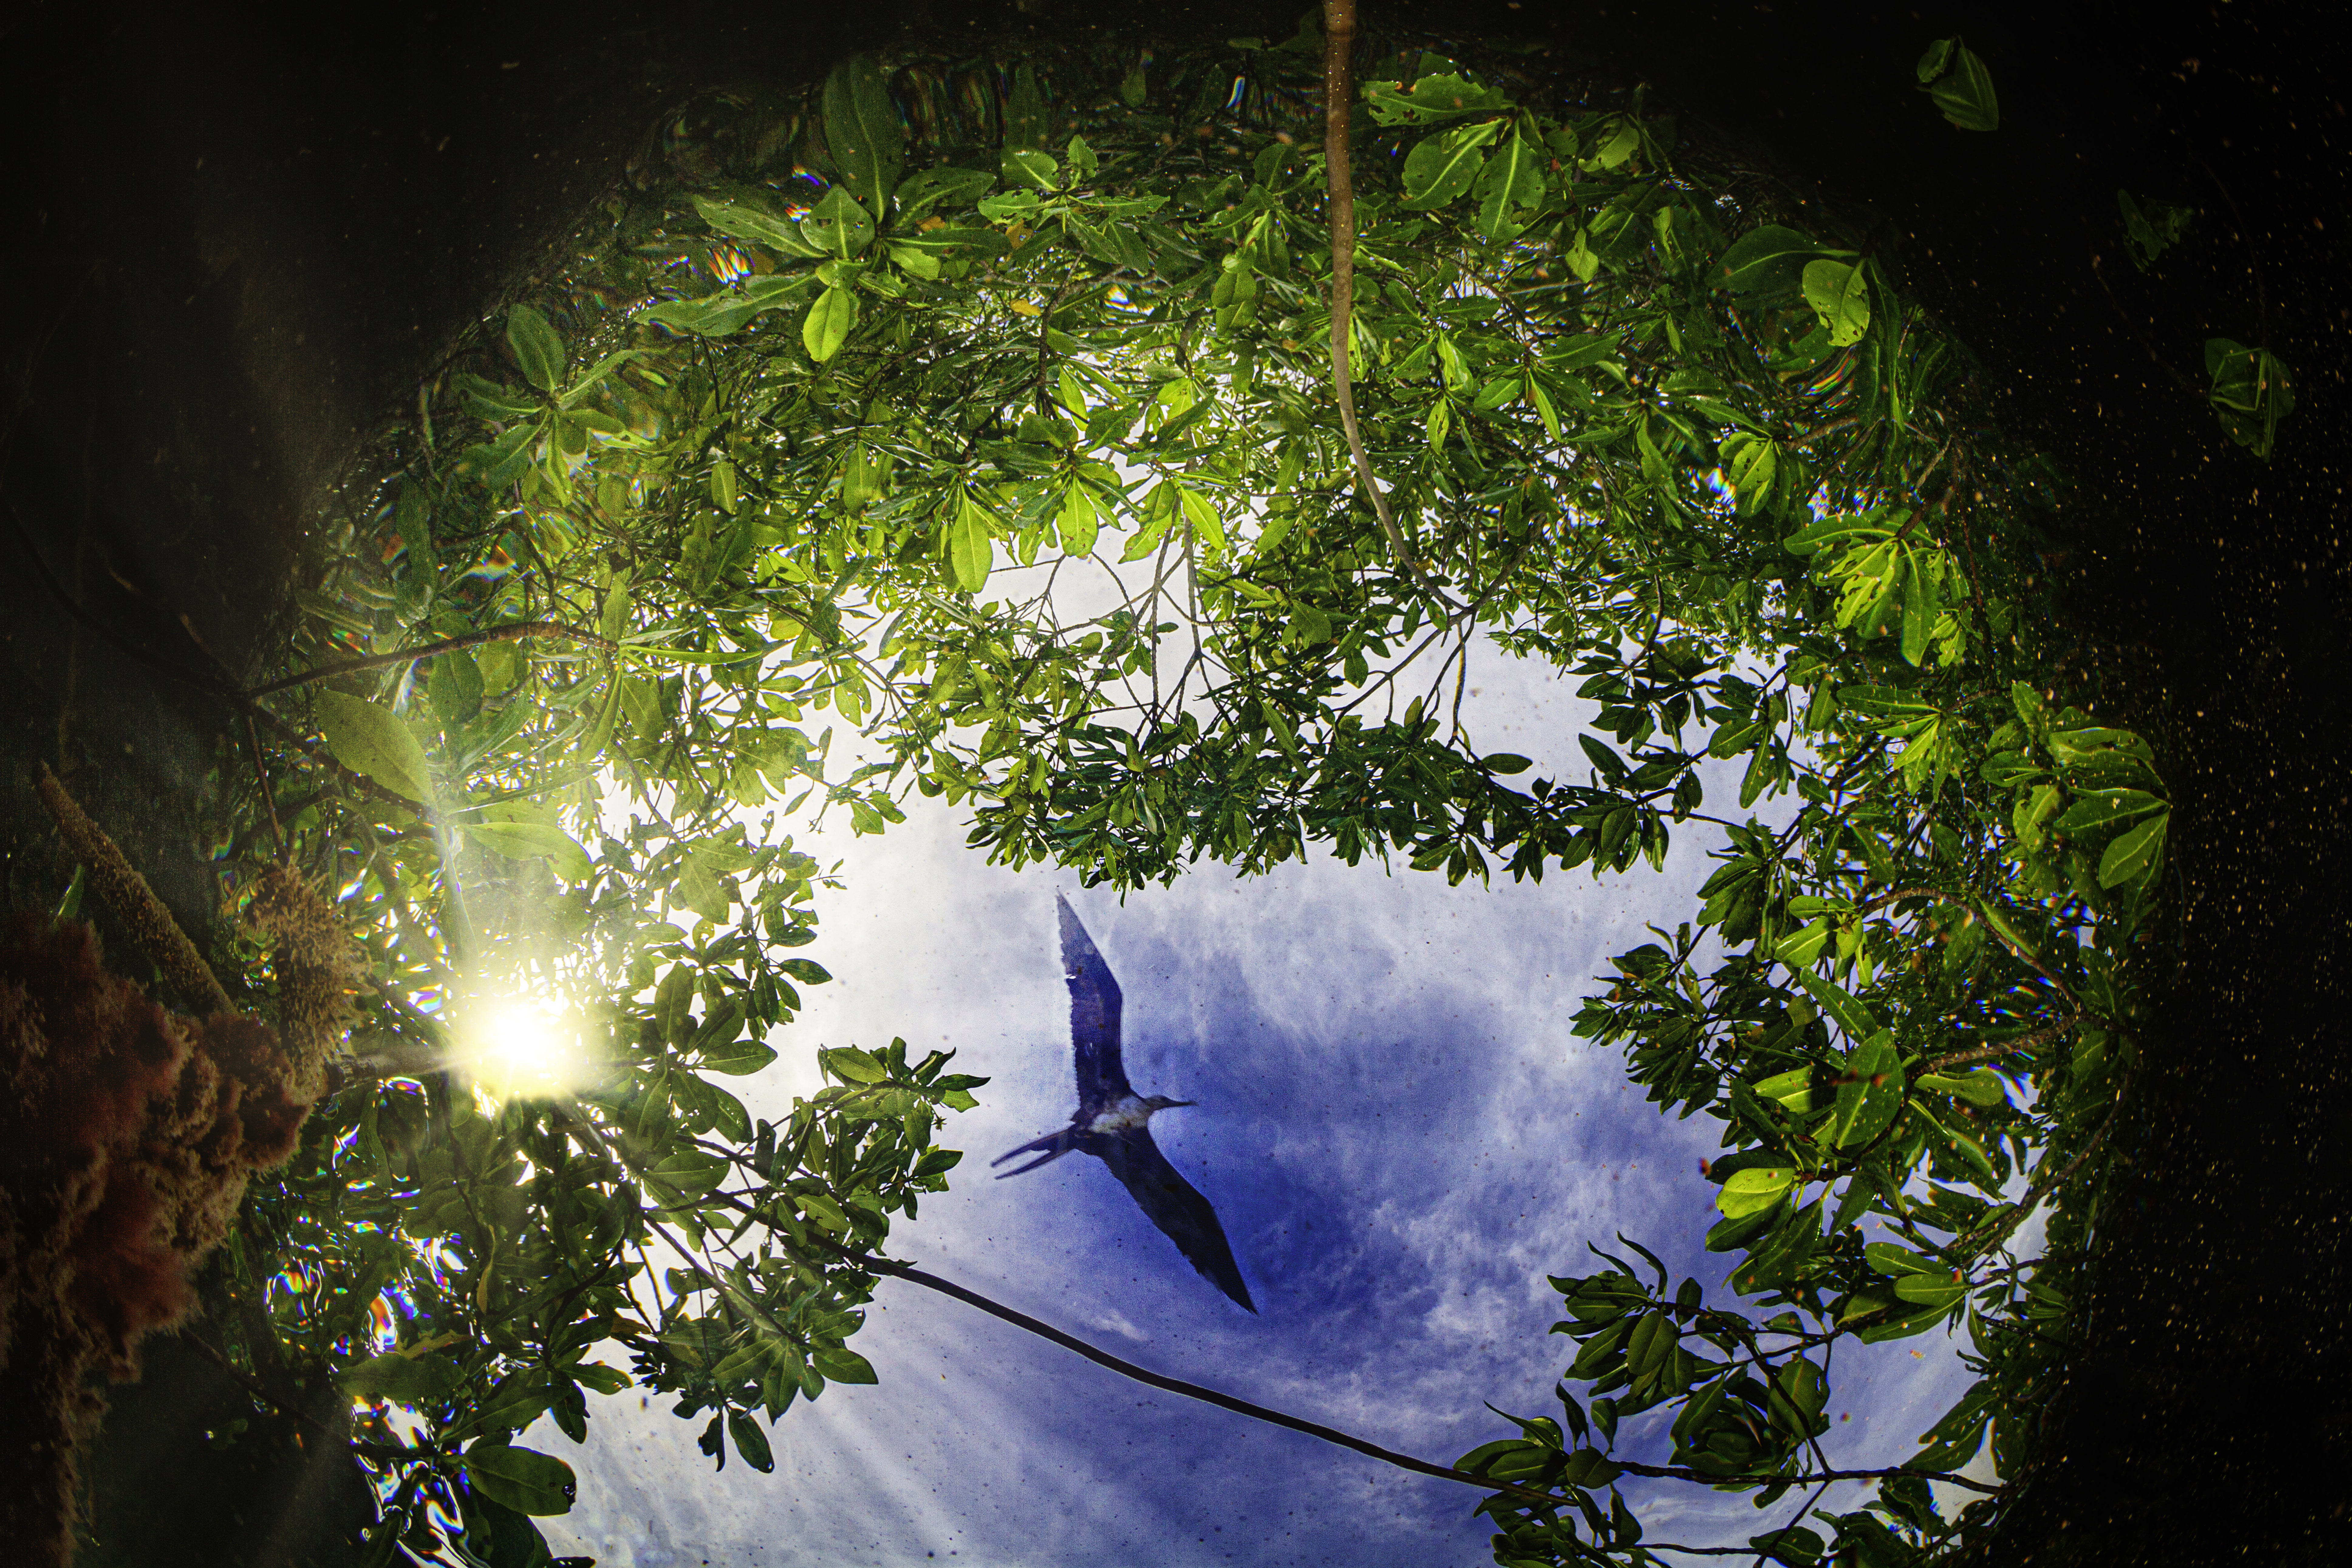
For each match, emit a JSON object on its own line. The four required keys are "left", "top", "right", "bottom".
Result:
{"left": 248, "top": 620, "right": 617, "bottom": 699}
{"left": 245, "top": 711, "right": 288, "bottom": 862}
{"left": 854, "top": 1252, "right": 1574, "bottom": 1502}
{"left": 1922, "top": 1014, "right": 2080, "bottom": 1074}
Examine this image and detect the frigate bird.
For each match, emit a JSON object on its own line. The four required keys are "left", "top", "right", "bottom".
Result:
{"left": 992, "top": 895, "right": 1256, "bottom": 1313}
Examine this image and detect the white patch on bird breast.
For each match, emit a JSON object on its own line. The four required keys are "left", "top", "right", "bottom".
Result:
{"left": 1087, "top": 1097, "right": 1152, "bottom": 1133}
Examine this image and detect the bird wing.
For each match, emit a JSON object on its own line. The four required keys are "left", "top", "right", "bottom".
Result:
{"left": 1057, "top": 894, "right": 1134, "bottom": 1113}
{"left": 1097, "top": 1126, "right": 1256, "bottom": 1313}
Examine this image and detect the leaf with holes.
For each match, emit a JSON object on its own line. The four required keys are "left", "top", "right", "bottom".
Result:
{"left": 1801, "top": 260, "right": 1871, "bottom": 348}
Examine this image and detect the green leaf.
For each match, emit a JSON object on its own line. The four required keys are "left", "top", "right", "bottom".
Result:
{"left": 1400, "top": 121, "right": 1502, "bottom": 210}
{"left": 820, "top": 1046, "right": 888, "bottom": 1084}
{"left": 1476, "top": 132, "right": 1546, "bottom": 239}
{"left": 728, "top": 1409, "right": 776, "bottom": 1472}
{"left": 1002, "top": 148, "right": 1060, "bottom": 190}
{"left": 805, "top": 187, "right": 876, "bottom": 260}
{"left": 699, "top": 1033, "right": 778, "bottom": 1076}
{"left": 316, "top": 690, "right": 435, "bottom": 803}
{"left": 1711, "top": 225, "right": 1843, "bottom": 302}
{"left": 599, "top": 576, "right": 632, "bottom": 644}
{"left": 1210, "top": 259, "right": 1260, "bottom": 331}
{"left": 429, "top": 648, "right": 483, "bottom": 724}
{"left": 804, "top": 286, "right": 858, "bottom": 363}
{"left": 460, "top": 1444, "right": 577, "bottom": 1517}
{"left": 1919, "top": 38, "right": 2000, "bottom": 131}
{"left": 1865, "top": 1241, "right": 1944, "bottom": 1278}
{"left": 1772, "top": 918, "right": 1832, "bottom": 968}
{"left": 2204, "top": 338, "right": 2295, "bottom": 459}
{"left": 1723, "top": 435, "right": 1777, "bottom": 516}
{"left": 2097, "top": 809, "right": 2169, "bottom": 890}
{"left": 571, "top": 1363, "right": 631, "bottom": 1395}
{"left": 1900, "top": 545, "right": 1940, "bottom": 665}
{"left": 822, "top": 56, "right": 905, "bottom": 217}
{"left": 676, "top": 856, "right": 732, "bottom": 922}
{"left": 810, "top": 1345, "right": 878, "bottom": 1384}
{"left": 1827, "top": 1031, "right": 1903, "bottom": 1149}
{"left": 2050, "top": 788, "right": 2166, "bottom": 838}
{"left": 948, "top": 491, "right": 994, "bottom": 594}
{"left": 1782, "top": 509, "right": 1896, "bottom": 556}
{"left": 338, "top": 1350, "right": 463, "bottom": 1405}
{"left": 1528, "top": 377, "right": 1562, "bottom": 441}
{"left": 693, "top": 193, "right": 825, "bottom": 258}
{"left": 1360, "top": 72, "right": 1511, "bottom": 127}
{"left": 1004, "top": 63, "right": 1053, "bottom": 150}
{"left": 644, "top": 275, "right": 809, "bottom": 338}
{"left": 1058, "top": 483, "right": 1100, "bottom": 557}
{"left": 505, "top": 305, "right": 566, "bottom": 393}
{"left": 1789, "top": 967, "right": 1879, "bottom": 1042}
{"left": 646, "top": 1148, "right": 726, "bottom": 1197}
{"left": 778, "top": 958, "right": 833, "bottom": 985}
{"left": 1586, "top": 117, "right": 1640, "bottom": 171}
{"left": 1801, "top": 260, "right": 1871, "bottom": 348}
{"left": 2117, "top": 190, "right": 2194, "bottom": 272}
{"left": 1893, "top": 1271, "right": 1969, "bottom": 1308}
{"left": 1718, "top": 1165, "right": 1797, "bottom": 1218}
{"left": 1917, "top": 1069, "right": 2007, "bottom": 1109}
{"left": 1564, "top": 228, "right": 1600, "bottom": 284}
{"left": 466, "top": 819, "right": 592, "bottom": 883}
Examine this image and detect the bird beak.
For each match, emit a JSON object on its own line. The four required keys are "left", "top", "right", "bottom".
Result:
{"left": 1168, "top": 1099, "right": 1197, "bottom": 1109}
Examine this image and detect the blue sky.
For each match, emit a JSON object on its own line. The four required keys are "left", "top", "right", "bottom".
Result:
{"left": 530, "top": 652, "right": 1992, "bottom": 1567}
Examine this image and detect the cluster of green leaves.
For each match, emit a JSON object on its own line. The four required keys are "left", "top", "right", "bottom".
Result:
{"left": 205, "top": 21, "right": 2182, "bottom": 1566}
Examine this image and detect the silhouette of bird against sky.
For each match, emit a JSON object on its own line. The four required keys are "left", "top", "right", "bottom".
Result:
{"left": 993, "top": 895, "right": 1256, "bottom": 1312}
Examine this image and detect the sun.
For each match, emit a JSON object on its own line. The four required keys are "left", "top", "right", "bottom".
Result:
{"left": 455, "top": 993, "right": 597, "bottom": 1100}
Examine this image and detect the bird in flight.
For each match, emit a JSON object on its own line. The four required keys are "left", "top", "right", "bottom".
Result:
{"left": 993, "top": 895, "right": 1256, "bottom": 1313}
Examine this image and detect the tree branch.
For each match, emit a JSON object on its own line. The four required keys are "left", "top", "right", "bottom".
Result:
{"left": 248, "top": 620, "right": 616, "bottom": 699}
{"left": 35, "top": 761, "right": 235, "bottom": 1015}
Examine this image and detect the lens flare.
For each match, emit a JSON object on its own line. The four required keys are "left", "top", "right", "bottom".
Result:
{"left": 454, "top": 993, "right": 598, "bottom": 1099}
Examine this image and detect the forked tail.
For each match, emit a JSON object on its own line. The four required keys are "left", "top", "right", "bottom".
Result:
{"left": 991, "top": 1126, "right": 1079, "bottom": 1178}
